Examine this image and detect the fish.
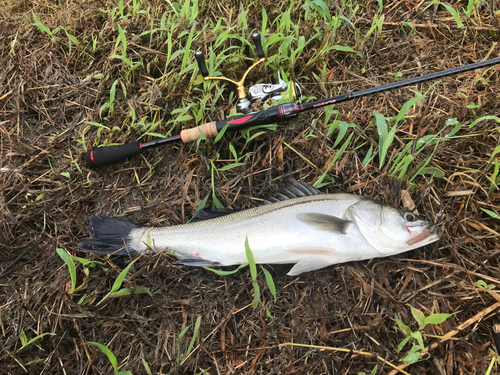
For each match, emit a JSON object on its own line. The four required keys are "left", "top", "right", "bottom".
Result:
{"left": 78, "top": 179, "right": 440, "bottom": 276}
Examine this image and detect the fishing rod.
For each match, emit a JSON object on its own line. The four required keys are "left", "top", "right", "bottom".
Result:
{"left": 85, "top": 33, "right": 500, "bottom": 168}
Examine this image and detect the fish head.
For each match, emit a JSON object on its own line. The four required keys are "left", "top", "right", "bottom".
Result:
{"left": 346, "top": 198, "right": 441, "bottom": 255}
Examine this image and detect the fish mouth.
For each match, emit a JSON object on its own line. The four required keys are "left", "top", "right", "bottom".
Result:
{"left": 406, "top": 225, "right": 441, "bottom": 246}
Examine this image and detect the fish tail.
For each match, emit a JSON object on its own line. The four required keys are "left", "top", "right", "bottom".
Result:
{"left": 78, "top": 215, "right": 141, "bottom": 256}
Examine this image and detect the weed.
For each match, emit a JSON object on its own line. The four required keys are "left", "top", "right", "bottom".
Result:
{"left": 99, "top": 79, "right": 119, "bottom": 117}
{"left": 314, "top": 131, "right": 354, "bottom": 188}
{"left": 178, "top": 316, "right": 202, "bottom": 365}
{"left": 245, "top": 236, "right": 260, "bottom": 308}
{"left": 56, "top": 248, "right": 104, "bottom": 298}
{"left": 488, "top": 158, "right": 499, "bottom": 194}
{"left": 485, "top": 348, "right": 500, "bottom": 375}
{"left": 388, "top": 71, "right": 403, "bottom": 81}
{"left": 30, "top": 13, "right": 79, "bottom": 55}
{"left": 18, "top": 330, "right": 56, "bottom": 351}
{"left": 481, "top": 208, "right": 500, "bottom": 220}
{"left": 395, "top": 305, "right": 458, "bottom": 364}
{"left": 97, "top": 255, "right": 147, "bottom": 306}
{"left": 87, "top": 341, "right": 133, "bottom": 375}
{"left": 475, "top": 280, "right": 496, "bottom": 290}
{"left": 423, "top": 1, "right": 463, "bottom": 28}
{"left": 358, "top": 365, "right": 378, "bottom": 375}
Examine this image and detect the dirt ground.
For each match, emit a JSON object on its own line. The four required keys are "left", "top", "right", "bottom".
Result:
{"left": 1, "top": 1, "right": 500, "bottom": 374}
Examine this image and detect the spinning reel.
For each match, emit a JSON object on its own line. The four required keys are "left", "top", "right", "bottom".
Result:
{"left": 194, "top": 33, "right": 302, "bottom": 114}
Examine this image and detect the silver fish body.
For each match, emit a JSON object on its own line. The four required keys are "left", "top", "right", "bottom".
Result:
{"left": 79, "top": 181, "right": 440, "bottom": 275}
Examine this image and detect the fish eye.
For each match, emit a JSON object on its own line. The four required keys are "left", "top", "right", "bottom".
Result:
{"left": 403, "top": 212, "right": 415, "bottom": 222}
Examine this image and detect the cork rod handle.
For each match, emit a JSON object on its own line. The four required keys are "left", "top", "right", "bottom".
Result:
{"left": 180, "top": 121, "right": 218, "bottom": 143}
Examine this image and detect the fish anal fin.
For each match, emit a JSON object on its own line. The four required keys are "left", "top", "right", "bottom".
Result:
{"left": 297, "top": 212, "right": 351, "bottom": 234}
{"left": 287, "top": 260, "right": 331, "bottom": 276}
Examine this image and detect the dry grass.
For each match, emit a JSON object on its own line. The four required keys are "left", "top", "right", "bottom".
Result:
{"left": 1, "top": 1, "right": 500, "bottom": 374}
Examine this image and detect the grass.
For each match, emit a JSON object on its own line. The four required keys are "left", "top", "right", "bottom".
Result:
{"left": 395, "top": 305, "right": 458, "bottom": 364}
{"left": 87, "top": 341, "right": 133, "bottom": 375}
{"left": 2, "top": 0, "right": 500, "bottom": 374}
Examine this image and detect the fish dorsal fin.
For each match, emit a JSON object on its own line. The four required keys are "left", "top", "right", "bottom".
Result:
{"left": 191, "top": 208, "right": 240, "bottom": 222}
{"left": 287, "top": 260, "right": 332, "bottom": 276}
{"left": 264, "top": 178, "right": 323, "bottom": 204}
{"left": 297, "top": 212, "right": 351, "bottom": 234}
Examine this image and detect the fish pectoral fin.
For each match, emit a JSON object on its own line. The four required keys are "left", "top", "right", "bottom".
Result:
{"left": 297, "top": 212, "right": 351, "bottom": 234}
{"left": 287, "top": 260, "right": 331, "bottom": 276}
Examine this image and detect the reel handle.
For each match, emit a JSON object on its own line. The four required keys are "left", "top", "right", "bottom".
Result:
{"left": 195, "top": 51, "right": 209, "bottom": 77}
{"left": 251, "top": 33, "right": 265, "bottom": 58}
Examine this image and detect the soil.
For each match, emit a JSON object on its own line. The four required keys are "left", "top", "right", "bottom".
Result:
{"left": 1, "top": 1, "right": 500, "bottom": 374}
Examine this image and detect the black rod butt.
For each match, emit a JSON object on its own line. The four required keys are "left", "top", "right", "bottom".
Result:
{"left": 86, "top": 141, "right": 143, "bottom": 168}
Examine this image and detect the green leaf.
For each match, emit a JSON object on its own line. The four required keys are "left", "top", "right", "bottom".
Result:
{"left": 56, "top": 248, "right": 76, "bottom": 294}
{"left": 466, "top": 102, "right": 480, "bottom": 109}
{"left": 362, "top": 145, "right": 374, "bottom": 167}
{"left": 395, "top": 315, "right": 412, "bottom": 337}
{"left": 393, "top": 95, "right": 425, "bottom": 127}
{"left": 245, "top": 237, "right": 257, "bottom": 281}
{"left": 60, "top": 172, "right": 71, "bottom": 179}
{"left": 189, "top": 192, "right": 210, "bottom": 223}
{"left": 185, "top": 316, "right": 201, "bottom": 358}
{"left": 417, "top": 167, "right": 444, "bottom": 178}
{"left": 423, "top": 312, "right": 456, "bottom": 326}
{"left": 108, "top": 286, "right": 151, "bottom": 297}
{"left": 469, "top": 115, "right": 500, "bottom": 128}
{"left": 31, "top": 12, "right": 52, "bottom": 36}
{"left": 441, "top": 3, "right": 463, "bottom": 28}
{"left": 87, "top": 341, "right": 119, "bottom": 375}
{"left": 21, "top": 333, "right": 56, "bottom": 350}
{"left": 213, "top": 122, "right": 230, "bottom": 144}
{"left": 380, "top": 125, "right": 397, "bottom": 169}
{"left": 178, "top": 325, "right": 191, "bottom": 339}
{"left": 203, "top": 264, "right": 247, "bottom": 275}
{"left": 397, "top": 335, "right": 411, "bottom": 353}
{"left": 142, "top": 357, "right": 153, "bottom": 375}
{"left": 218, "top": 162, "right": 247, "bottom": 171}
{"left": 402, "top": 349, "right": 421, "bottom": 364}
{"left": 444, "top": 118, "right": 461, "bottom": 138}
{"left": 315, "top": 132, "right": 353, "bottom": 187}
{"left": 330, "top": 45, "right": 356, "bottom": 53}
{"left": 332, "top": 121, "right": 349, "bottom": 148}
{"left": 110, "top": 257, "right": 140, "bottom": 293}
{"left": 97, "top": 256, "right": 141, "bottom": 306}
{"left": 70, "top": 255, "right": 105, "bottom": 267}
{"left": 481, "top": 208, "right": 500, "bottom": 220}
{"left": 475, "top": 280, "right": 488, "bottom": 288}
{"left": 409, "top": 305, "right": 425, "bottom": 328}
{"left": 252, "top": 280, "right": 261, "bottom": 309}
{"left": 19, "top": 330, "right": 27, "bottom": 346}
{"left": 260, "top": 266, "right": 276, "bottom": 302}
{"left": 410, "top": 331, "right": 425, "bottom": 349}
